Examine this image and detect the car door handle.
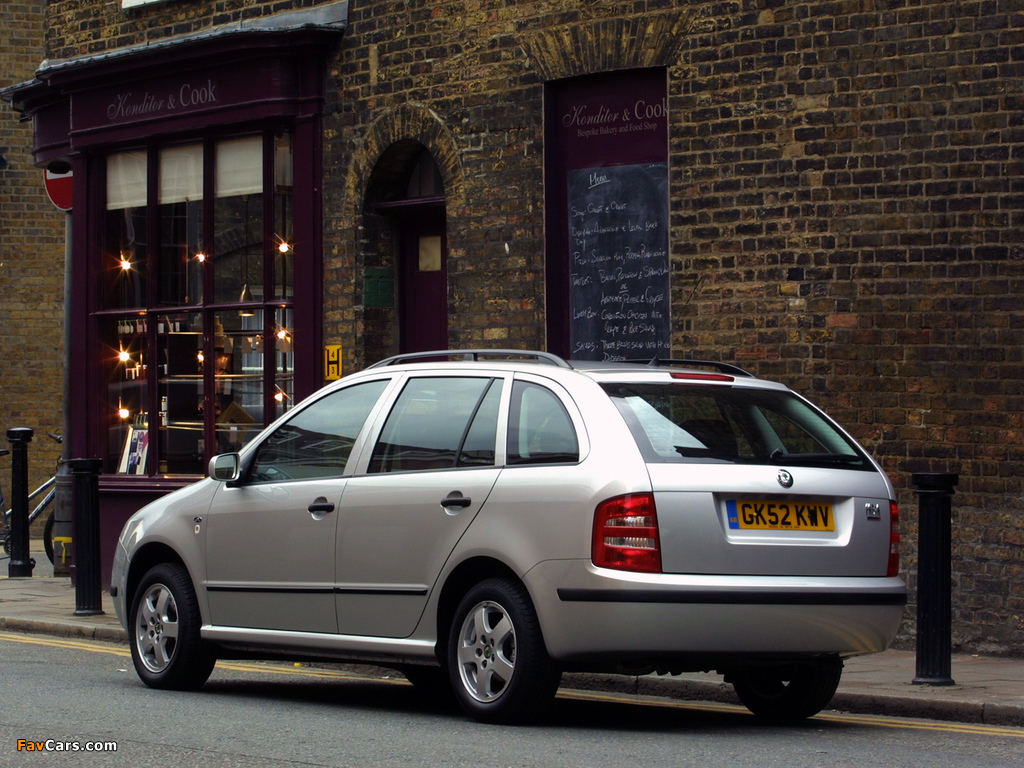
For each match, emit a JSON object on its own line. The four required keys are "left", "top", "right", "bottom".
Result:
{"left": 308, "top": 497, "right": 336, "bottom": 518}
{"left": 440, "top": 493, "right": 472, "bottom": 510}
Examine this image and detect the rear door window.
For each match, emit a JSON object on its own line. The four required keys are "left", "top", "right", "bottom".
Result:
{"left": 368, "top": 377, "right": 500, "bottom": 473}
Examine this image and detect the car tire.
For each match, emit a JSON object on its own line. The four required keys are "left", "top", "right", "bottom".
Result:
{"left": 447, "top": 578, "right": 561, "bottom": 724}
{"left": 129, "top": 562, "right": 216, "bottom": 691}
{"left": 731, "top": 659, "right": 843, "bottom": 720}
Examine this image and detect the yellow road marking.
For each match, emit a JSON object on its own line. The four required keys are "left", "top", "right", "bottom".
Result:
{"left": 558, "top": 689, "right": 1024, "bottom": 738}
{"left": 0, "top": 631, "right": 130, "bottom": 657}
{"left": 2, "top": 632, "right": 1021, "bottom": 738}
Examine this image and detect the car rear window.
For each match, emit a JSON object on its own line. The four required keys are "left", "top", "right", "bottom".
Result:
{"left": 602, "top": 382, "right": 872, "bottom": 469}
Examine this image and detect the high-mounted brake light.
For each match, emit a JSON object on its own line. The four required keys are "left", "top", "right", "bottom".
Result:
{"left": 670, "top": 372, "right": 735, "bottom": 383}
{"left": 593, "top": 493, "right": 662, "bottom": 573}
{"left": 887, "top": 500, "right": 900, "bottom": 578}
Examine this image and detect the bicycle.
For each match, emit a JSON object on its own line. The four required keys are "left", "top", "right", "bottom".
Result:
{"left": 0, "top": 432, "right": 62, "bottom": 566}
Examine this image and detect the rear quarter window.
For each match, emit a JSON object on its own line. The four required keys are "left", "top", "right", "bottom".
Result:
{"left": 507, "top": 380, "right": 580, "bottom": 465}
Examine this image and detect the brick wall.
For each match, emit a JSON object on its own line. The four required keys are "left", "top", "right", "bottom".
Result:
{"left": 32, "top": 0, "right": 1024, "bottom": 654}
{"left": 669, "top": 0, "right": 1024, "bottom": 653}
{"left": 0, "top": 1, "right": 65, "bottom": 495}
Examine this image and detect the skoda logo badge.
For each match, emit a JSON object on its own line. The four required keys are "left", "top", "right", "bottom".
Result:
{"left": 777, "top": 469, "right": 794, "bottom": 489}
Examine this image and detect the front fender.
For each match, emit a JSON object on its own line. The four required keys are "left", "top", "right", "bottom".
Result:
{"left": 113, "top": 479, "right": 218, "bottom": 629}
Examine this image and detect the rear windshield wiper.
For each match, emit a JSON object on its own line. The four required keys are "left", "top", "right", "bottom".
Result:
{"left": 769, "top": 449, "right": 862, "bottom": 465}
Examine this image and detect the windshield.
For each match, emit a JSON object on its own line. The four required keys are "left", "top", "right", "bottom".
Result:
{"left": 603, "top": 382, "right": 871, "bottom": 470}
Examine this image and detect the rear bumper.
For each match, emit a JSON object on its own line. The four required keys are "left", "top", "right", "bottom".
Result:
{"left": 526, "top": 561, "right": 907, "bottom": 664}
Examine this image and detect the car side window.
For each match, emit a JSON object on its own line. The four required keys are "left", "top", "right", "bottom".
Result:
{"left": 369, "top": 377, "right": 499, "bottom": 473}
{"left": 249, "top": 379, "right": 389, "bottom": 482}
{"left": 507, "top": 381, "right": 579, "bottom": 465}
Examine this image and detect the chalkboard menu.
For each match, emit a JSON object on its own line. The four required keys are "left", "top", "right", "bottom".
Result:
{"left": 568, "top": 162, "right": 670, "bottom": 360}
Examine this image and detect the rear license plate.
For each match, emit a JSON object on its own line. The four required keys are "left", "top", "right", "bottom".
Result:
{"left": 726, "top": 500, "right": 835, "bottom": 531}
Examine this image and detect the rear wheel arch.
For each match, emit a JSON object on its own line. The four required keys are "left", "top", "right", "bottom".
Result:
{"left": 446, "top": 575, "right": 562, "bottom": 723}
{"left": 435, "top": 558, "right": 523, "bottom": 664}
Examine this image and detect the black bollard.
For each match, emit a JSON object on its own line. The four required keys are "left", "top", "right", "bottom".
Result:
{"left": 69, "top": 458, "right": 104, "bottom": 616}
{"left": 6, "top": 428, "right": 34, "bottom": 577}
{"left": 911, "top": 472, "right": 958, "bottom": 686}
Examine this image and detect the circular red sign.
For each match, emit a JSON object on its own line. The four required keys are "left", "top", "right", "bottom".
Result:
{"left": 44, "top": 169, "right": 73, "bottom": 211}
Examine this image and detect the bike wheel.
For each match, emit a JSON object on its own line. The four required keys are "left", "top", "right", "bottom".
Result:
{"left": 43, "top": 512, "right": 55, "bottom": 565}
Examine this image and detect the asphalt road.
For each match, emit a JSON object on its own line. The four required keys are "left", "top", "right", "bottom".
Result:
{"left": 1, "top": 633, "right": 1022, "bottom": 768}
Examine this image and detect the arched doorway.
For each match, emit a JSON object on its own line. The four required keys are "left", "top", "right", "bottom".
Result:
{"left": 367, "top": 145, "right": 448, "bottom": 354}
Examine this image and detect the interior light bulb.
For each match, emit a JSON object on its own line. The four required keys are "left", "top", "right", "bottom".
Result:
{"left": 118, "top": 407, "right": 131, "bottom": 419}
{"left": 278, "top": 242, "right": 290, "bottom": 253}
{"left": 119, "top": 258, "right": 132, "bottom": 271}
{"left": 118, "top": 349, "right": 131, "bottom": 362}
{"left": 196, "top": 252, "right": 207, "bottom": 262}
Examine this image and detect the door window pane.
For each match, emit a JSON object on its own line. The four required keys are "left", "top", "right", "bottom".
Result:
{"left": 458, "top": 380, "right": 500, "bottom": 467}
{"left": 369, "top": 377, "right": 495, "bottom": 473}
{"left": 418, "top": 235, "right": 442, "bottom": 271}
{"left": 250, "top": 379, "right": 389, "bottom": 482}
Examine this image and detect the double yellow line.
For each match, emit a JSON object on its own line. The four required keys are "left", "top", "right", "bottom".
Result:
{"left": 3, "top": 632, "right": 1021, "bottom": 739}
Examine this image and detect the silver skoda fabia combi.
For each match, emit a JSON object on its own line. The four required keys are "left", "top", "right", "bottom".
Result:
{"left": 112, "top": 350, "right": 906, "bottom": 724}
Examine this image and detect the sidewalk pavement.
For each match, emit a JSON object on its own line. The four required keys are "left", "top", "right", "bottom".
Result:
{"left": 2, "top": 543, "right": 1022, "bottom": 727}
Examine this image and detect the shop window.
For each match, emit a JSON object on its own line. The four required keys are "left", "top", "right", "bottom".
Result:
{"left": 102, "top": 132, "right": 295, "bottom": 476}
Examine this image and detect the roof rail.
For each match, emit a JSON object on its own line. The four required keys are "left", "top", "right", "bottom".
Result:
{"left": 625, "top": 358, "right": 754, "bottom": 377}
{"left": 367, "top": 349, "right": 572, "bottom": 369}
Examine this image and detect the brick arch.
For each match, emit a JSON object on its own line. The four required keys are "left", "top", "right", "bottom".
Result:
{"left": 339, "top": 103, "right": 465, "bottom": 369}
{"left": 516, "top": 10, "right": 696, "bottom": 80}
{"left": 344, "top": 102, "right": 464, "bottom": 218}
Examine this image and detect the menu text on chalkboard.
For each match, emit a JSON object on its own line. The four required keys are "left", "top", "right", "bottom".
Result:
{"left": 568, "top": 163, "right": 670, "bottom": 360}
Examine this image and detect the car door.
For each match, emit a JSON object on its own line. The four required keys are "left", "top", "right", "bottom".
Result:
{"left": 204, "top": 378, "right": 391, "bottom": 633}
{"left": 335, "top": 374, "right": 504, "bottom": 638}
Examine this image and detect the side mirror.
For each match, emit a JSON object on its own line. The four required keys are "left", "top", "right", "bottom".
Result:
{"left": 209, "top": 453, "right": 240, "bottom": 483}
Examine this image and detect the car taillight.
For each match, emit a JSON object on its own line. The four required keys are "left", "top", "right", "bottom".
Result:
{"left": 593, "top": 493, "right": 662, "bottom": 573}
{"left": 887, "top": 500, "right": 900, "bottom": 578}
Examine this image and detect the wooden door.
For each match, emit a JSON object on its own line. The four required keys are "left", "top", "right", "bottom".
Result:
{"left": 399, "top": 212, "right": 448, "bottom": 353}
